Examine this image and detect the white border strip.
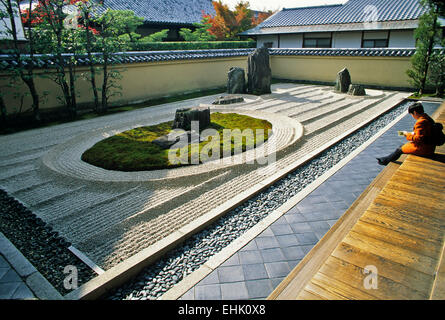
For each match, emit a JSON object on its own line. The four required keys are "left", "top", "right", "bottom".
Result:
{"left": 68, "top": 246, "right": 105, "bottom": 275}
{"left": 160, "top": 105, "right": 409, "bottom": 300}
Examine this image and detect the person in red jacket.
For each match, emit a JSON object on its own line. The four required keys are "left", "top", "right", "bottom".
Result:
{"left": 377, "top": 102, "right": 436, "bottom": 166}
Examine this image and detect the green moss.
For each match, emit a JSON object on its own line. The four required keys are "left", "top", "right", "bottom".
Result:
{"left": 81, "top": 113, "right": 272, "bottom": 171}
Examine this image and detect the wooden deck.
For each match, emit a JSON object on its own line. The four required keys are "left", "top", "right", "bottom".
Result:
{"left": 268, "top": 101, "right": 445, "bottom": 300}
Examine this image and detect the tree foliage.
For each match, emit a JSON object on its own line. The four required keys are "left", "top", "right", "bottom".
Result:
{"left": 407, "top": 0, "right": 443, "bottom": 96}
{"left": 203, "top": 1, "right": 272, "bottom": 40}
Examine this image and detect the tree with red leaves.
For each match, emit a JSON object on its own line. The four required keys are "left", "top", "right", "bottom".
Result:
{"left": 203, "top": 1, "right": 272, "bottom": 40}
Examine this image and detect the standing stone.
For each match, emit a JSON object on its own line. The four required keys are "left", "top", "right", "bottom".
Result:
{"left": 172, "top": 107, "right": 210, "bottom": 131}
{"left": 227, "top": 67, "right": 246, "bottom": 94}
{"left": 335, "top": 68, "right": 351, "bottom": 93}
{"left": 348, "top": 84, "right": 366, "bottom": 96}
{"left": 247, "top": 47, "right": 272, "bottom": 95}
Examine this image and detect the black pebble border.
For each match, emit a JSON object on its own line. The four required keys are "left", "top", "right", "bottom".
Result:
{"left": 107, "top": 100, "right": 412, "bottom": 300}
{"left": 0, "top": 190, "right": 96, "bottom": 295}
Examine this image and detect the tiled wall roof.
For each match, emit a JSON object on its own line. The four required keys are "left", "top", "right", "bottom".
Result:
{"left": 100, "top": 0, "right": 215, "bottom": 25}
{"left": 257, "top": 0, "right": 425, "bottom": 28}
{"left": 0, "top": 48, "right": 427, "bottom": 71}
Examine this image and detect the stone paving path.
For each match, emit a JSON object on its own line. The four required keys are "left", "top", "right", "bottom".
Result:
{"left": 179, "top": 102, "right": 441, "bottom": 300}
{"left": 0, "top": 84, "right": 410, "bottom": 271}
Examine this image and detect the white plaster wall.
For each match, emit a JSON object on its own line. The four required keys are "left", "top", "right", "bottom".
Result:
{"left": 389, "top": 30, "right": 415, "bottom": 48}
{"left": 257, "top": 35, "right": 279, "bottom": 48}
{"left": 332, "top": 32, "right": 362, "bottom": 48}
{"left": 279, "top": 34, "right": 303, "bottom": 48}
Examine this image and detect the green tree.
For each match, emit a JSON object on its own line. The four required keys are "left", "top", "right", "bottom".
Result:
{"left": 407, "top": 0, "right": 442, "bottom": 95}
{"left": 0, "top": 0, "right": 41, "bottom": 123}
{"left": 140, "top": 29, "right": 170, "bottom": 42}
{"left": 95, "top": 9, "right": 127, "bottom": 114}
{"left": 179, "top": 18, "right": 216, "bottom": 41}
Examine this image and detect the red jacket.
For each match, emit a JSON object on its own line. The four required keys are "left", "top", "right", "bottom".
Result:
{"left": 401, "top": 114, "right": 436, "bottom": 156}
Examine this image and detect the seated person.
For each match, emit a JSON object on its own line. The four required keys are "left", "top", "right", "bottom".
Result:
{"left": 377, "top": 102, "right": 436, "bottom": 166}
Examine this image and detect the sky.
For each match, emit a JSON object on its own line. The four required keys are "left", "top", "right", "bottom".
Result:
{"left": 220, "top": 0, "right": 349, "bottom": 12}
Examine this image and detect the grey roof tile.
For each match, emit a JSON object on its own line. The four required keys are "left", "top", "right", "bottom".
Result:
{"left": 101, "top": 0, "right": 215, "bottom": 25}
{"left": 259, "top": 0, "right": 425, "bottom": 28}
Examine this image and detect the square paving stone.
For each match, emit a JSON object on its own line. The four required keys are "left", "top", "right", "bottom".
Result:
{"left": 198, "top": 270, "right": 220, "bottom": 286}
{"left": 275, "top": 234, "right": 300, "bottom": 248}
{"left": 11, "top": 283, "right": 35, "bottom": 300}
{"left": 195, "top": 284, "right": 222, "bottom": 300}
{"left": 264, "top": 262, "right": 290, "bottom": 278}
{"left": 218, "top": 265, "right": 245, "bottom": 283}
{"left": 260, "top": 248, "right": 286, "bottom": 263}
{"left": 0, "top": 282, "right": 20, "bottom": 299}
{"left": 255, "top": 236, "right": 280, "bottom": 250}
{"left": 270, "top": 224, "right": 293, "bottom": 236}
{"left": 180, "top": 288, "right": 195, "bottom": 300}
{"left": 282, "top": 246, "right": 306, "bottom": 261}
{"left": 290, "top": 222, "right": 312, "bottom": 234}
{"left": 238, "top": 250, "right": 263, "bottom": 265}
{"left": 240, "top": 241, "right": 258, "bottom": 252}
{"left": 295, "top": 232, "right": 319, "bottom": 245}
{"left": 242, "top": 263, "right": 269, "bottom": 281}
{"left": 221, "top": 253, "right": 240, "bottom": 267}
{"left": 0, "top": 268, "right": 22, "bottom": 283}
{"left": 284, "top": 212, "right": 306, "bottom": 224}
{"left": 221, "top": 282, "right": 249, "bottom": 300}
{"left": 245, "top": 279, "right": 273, "bottom": 299}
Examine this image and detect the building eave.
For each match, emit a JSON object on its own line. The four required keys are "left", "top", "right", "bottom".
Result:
{"left": 240, "top": 20, "right": 420, "bottom": 36}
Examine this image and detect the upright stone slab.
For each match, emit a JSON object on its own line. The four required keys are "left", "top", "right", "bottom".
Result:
{"left": 172, "top": 107, "right": 211, "bottom": 131}
{"left": 227, "top": 67, "right": 246, "bottom": 94}
{"left": 247, "top": 47, "right": 272, "bottom": 95}
{"left": 335, "top": 68, "right": 351, "bottom": 93}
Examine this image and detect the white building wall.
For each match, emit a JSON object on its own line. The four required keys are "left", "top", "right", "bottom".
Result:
{"left": 389, "top": 30, "right": 415, "bottom": 48}
{"left": 280, "top": 34, "right": 303, "bottom": 48}
{"left": 332, "top": 32, "right": 362, "bottom": 48}
{"left": 257, "top": 35, "right": 279, "bottom": 48}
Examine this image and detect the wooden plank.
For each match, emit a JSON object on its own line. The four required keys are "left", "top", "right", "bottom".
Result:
{"left": 384, "top": 180, "right": 445, "bottom": 200}
{"left": 396, "top": 166, "right": 445, "bottom": 185}
{"left": 403, "top": 155, "right": 445, "bottom": 170}
{"left": 332, "top": 241, "right": 434, "bottom": 295}
{"left": 378, "top": 188, "right": 445, "bottom": 212}
{"left": 318, "top": 256, "right": 428, "bottom": 300}
{"left": 310, "top": 271, "right": 377, "bottom": 300}
{"left": 371, "top": 195, "right": 445, "bottom": 224}
{"left": 382, "top": 174, "right": 445, "bottom": 195}
{"left": 352, "top": 220, "right": 443, "bottom": 259}
{"left": 343, "top": 230, "right": 438, "bottom": 276}
{"left": 361, "top": 210, "right": 444, "bottom": 244}
{"left": 302, "top": 279, "right": 349, "bottom": 300}
{"left": 296, "top": 289, "right": 325, "bottom": 300}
